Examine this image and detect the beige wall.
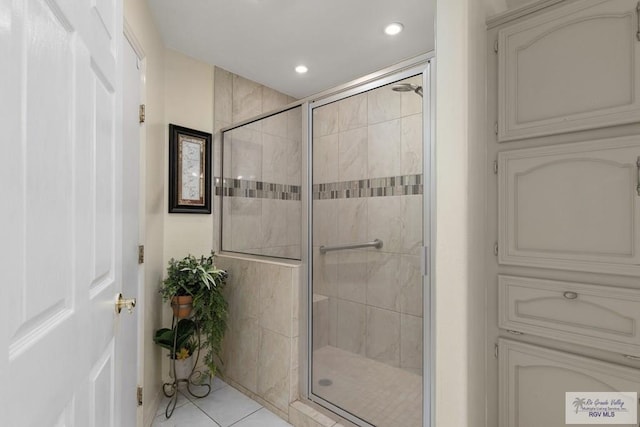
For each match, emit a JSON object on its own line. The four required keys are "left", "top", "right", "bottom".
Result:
{"left": 159, "top": 48, "right": 217, "bottom": 382}
{"left": 434, "top": 0, "right": 506, "bottom": 426}
{"left": 434, "top": 3, "right": 471, "bottom": 425}
{"left": 122, "top": 1, "right": 166, "bottom": 425}
{"left": 163, "top": 49, "right": 215, "bottom": 263}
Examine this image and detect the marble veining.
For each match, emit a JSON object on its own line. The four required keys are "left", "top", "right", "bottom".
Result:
{"left": 338, "top": 127, "right": 368, "bottom": 182}
{"left": 368, "top": 119, "right": 401, "bottom": 178}
{"left": 218, "top": 257, "right": 301, "bottom": 421}
{"left": 365, "top": 306, "right": 401, "bottom": 366}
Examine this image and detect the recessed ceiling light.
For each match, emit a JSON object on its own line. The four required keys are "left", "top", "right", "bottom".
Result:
{"left": 384, "top": 22, "right": 404, "bottom": 36}
{"left": 295, "top": 65, "right": 308, "bottom": 74}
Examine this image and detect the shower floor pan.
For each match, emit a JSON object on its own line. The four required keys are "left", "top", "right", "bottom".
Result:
{"left": 312, "top": 346, "right": 422, "bottom": 427}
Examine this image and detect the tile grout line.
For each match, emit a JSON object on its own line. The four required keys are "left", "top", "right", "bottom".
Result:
{"left": 179, "top": 385, "right": 227, "bottom": 427}
{"left": 227, "top": 406, "right": 265, "bottom": 426}
{"left": 198, "top": 404, "right": 223, "bottom": 427}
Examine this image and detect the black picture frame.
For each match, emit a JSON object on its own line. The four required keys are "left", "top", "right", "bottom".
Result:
{"left": 168, "top": 124, "right": 212, "bottom": 214}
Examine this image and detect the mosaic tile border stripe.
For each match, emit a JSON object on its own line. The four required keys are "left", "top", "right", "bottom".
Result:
{"left": 215, "top": 177, "right": 301, "bottom": 201}
{"left": 213, "top": 174, "right": 422, "bottom": 201}
{"left": 313, "top": 174, "right": 422, "bottom": 200}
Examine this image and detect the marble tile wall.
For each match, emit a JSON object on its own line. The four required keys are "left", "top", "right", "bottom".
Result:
{"left": 214, "top": 67, "right": 302, "bottom": 260}
{"left": 311, "top": 75, "right": 424, "bottom": 375}
{"left": 217, "top": 255, "right": 301, "bottom": 416}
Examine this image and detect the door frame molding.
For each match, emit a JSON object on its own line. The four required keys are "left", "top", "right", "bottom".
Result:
{"left": 123, "top": 20, "right": 148, "bottom": 426}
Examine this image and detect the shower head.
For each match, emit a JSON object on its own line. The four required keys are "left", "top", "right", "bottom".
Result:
{"left": 391, "top": 83, "right": 423, "bottom": 97}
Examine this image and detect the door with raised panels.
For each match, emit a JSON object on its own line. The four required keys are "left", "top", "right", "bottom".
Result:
{"left": 497, "top": 0, "right": 640, "bottom": 141}
{"left": 499, "top": 339, "right": 640, "bottom": 427}
{"left": 0, "top": 0, "right": 130, "bottom": 425}
{"left": 498, "top": 136, "right": 640, "bottom": 275}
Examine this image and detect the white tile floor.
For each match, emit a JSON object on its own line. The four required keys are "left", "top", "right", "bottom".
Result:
{"left": 152, "top": 377, "right": 294, "bottom": 427}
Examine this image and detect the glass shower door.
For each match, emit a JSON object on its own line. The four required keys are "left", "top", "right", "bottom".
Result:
{"left": 310, "top": 72, "right": 426, "bottom": 427}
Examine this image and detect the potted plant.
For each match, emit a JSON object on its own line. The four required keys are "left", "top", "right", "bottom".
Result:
{"left": 159, "top": 252, "right": 229, "bottom": 377}
{"left": 154, "top": 318, "right": 198, "bottom": 379}
{"left": 160, "top": 255, "right": 212, "bottom": 318}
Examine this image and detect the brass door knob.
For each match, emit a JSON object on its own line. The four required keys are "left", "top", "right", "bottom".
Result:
{"left": 115, "top": 293, "right": 137, "bottom": 314}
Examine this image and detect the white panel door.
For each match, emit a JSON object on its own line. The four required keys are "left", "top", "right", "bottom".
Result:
{"left": 498, "top": 136, "right": 640, "bottom": 275}
{"left": 497, "top": 0, "right": 640, "bottom": 141}
{"left": 0, "top": 0, "right": 129, "bottom": 425}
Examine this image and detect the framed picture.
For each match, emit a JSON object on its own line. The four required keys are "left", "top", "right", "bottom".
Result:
{"left": 168, "top": 124, "right": 212, "bottom": 214}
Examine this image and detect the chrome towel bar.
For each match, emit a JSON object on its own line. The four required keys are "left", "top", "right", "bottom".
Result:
{"left": 319, "top": 239, "right": 383, "bottom": 254}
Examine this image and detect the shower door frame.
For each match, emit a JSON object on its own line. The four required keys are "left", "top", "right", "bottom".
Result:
{"left": 301, "top": 54, "right": 436, "bottom": 427}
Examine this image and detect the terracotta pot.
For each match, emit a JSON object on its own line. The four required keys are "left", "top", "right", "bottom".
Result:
{"left": 171, "top": 295, "right": 193, "bottom": 319}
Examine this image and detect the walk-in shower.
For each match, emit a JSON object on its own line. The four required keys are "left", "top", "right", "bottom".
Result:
{"left": 308, "top": 68, "right": 430, "bottom": 427}
{"left": 220, "top": 59, "right": 433, "bottom": 427}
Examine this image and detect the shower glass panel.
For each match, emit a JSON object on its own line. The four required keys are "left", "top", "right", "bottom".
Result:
{"left": 311, "top": 74, "right": 425, "bottom": 427}
{"left": 221, "top": 106, "right": 302, "bottom": 260}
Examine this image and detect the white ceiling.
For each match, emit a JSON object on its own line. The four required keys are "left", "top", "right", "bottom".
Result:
{"left": 147, "top": 0, "right": 435, "bottom": 99}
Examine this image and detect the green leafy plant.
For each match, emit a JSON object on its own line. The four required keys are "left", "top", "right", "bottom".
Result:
{"left": 153, "top": 318, "right": 198, "bottom": 360}
{"left": 160, "top": 253, "right": 225, "bottom": 299}
{"left": 159, "top": 252, "right": 229, "bottom": 377}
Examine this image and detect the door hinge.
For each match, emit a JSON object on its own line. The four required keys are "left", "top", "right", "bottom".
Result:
{"left": 137, "top": 386, "right": 143, "bottom": 406}
{"left": 494, "top": 39, "right": 499, "bottom": 53}
{"left": 494, "top": 121, "right": 498, "bottom": 135}
{"left": 138, "top": 245, "right": 144, "bottom": 264}
{"left": 139, "top": 104, "right": 145, "bottom": 124}
{"left": 493, "top": 242, "right": 499, "bottom": 256}
{"left": 494, "top": 343, "right": 499, "bottom": 358}
{"left": 493, "top": 160, "right": 498, "bottom": 174}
